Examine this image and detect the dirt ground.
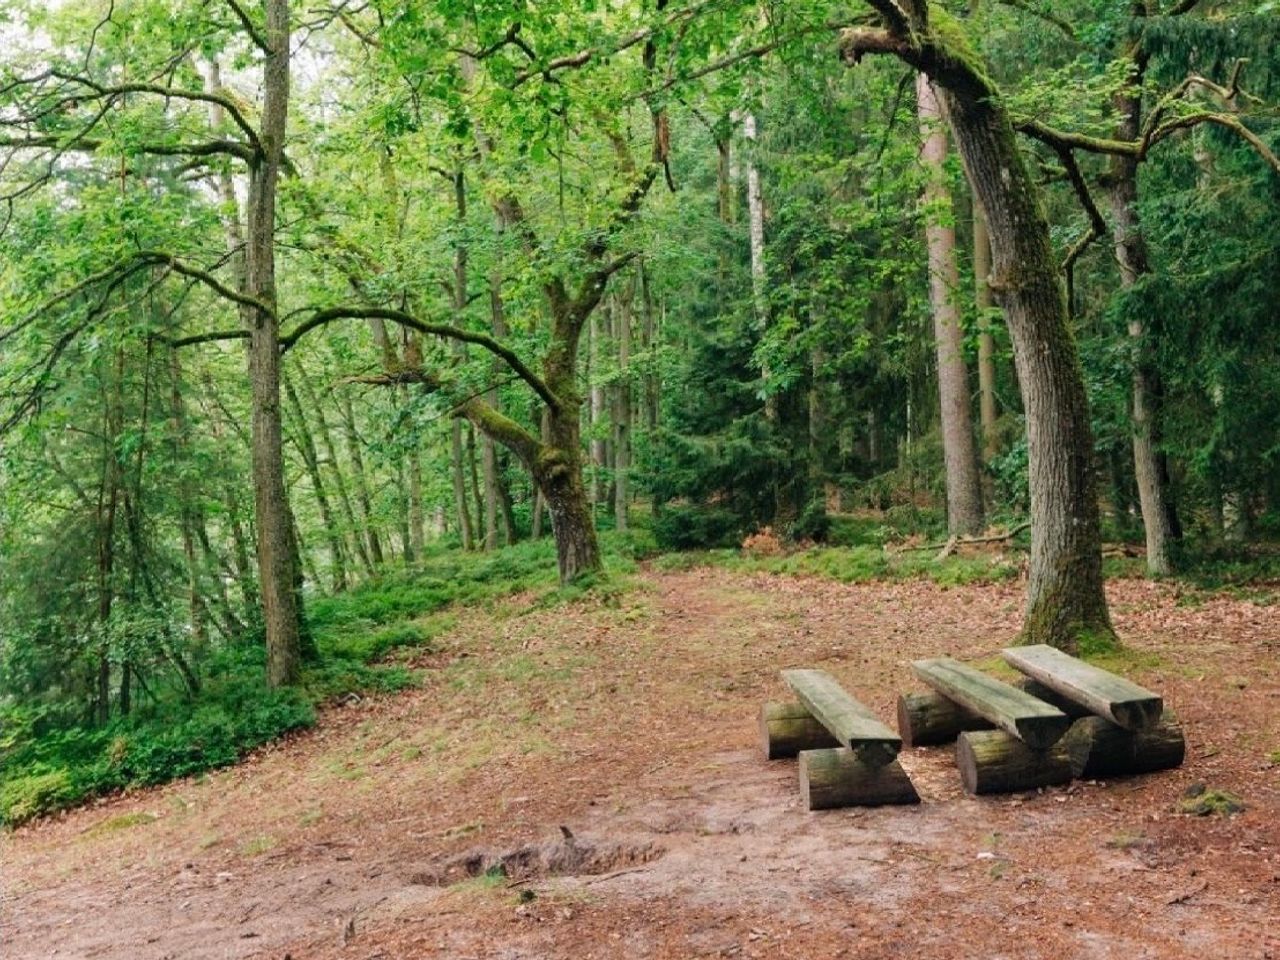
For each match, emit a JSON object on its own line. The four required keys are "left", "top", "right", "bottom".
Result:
{"left": 4, "top": 567, "right": 1279, "bottom": 959}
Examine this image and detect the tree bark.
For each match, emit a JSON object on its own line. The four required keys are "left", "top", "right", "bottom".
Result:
{"left": 340, "top": 390, "right": 384, "bottom": 564}
{"left": 284, "top": 374, "right": 347, "bottom": 591}
{"left": 974, "top": 200, "right": 999, "bottom": 460}
{"left": 408, "top": 450, "right": 426, "bottom": 561}
{"left": 842, "top": 8, "right": 1114, "bottom": 651}
{"left": 613, "top": 281, "right": 633, "bottom": 533}
{"left": 299, "top": 371, "right": 372, "bottom": 574}
{"left": 917, "top": 73, "right": 984, "bottom": 536}
{"left": 1110, "top": 60, "right": 1174, "bottom": 577}
{"left": 244, "top": 0, "right": 302, "bottom": 686}
{"left": 743, "top": 110, "right": 774, "bottom": 421}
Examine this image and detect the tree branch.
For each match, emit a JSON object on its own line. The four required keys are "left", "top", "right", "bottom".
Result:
{"left": 46, "top": 70, "right": 263, "bottom": 150}
{"left": 292, "top": 306, "right": 560, "bottom": 411}
{"left": 224, "top": 0, "right": 273, "bottom": 53}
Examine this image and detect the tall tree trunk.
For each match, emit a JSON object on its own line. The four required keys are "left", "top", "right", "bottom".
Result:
{"left": 408, "top": 451, "right": 426, "bottom": 561}
{"left": 299, "top": 372, "right": 372, "bottom": 574}
{"left": 1109, "top": 50, "right": 1174, "bottom": 577}
{"left": 613, "top": 281, "right": 633, "bottom": 533}
{"left": 743, "top": 110, "right": 774, "bottom": 421}
{"left": 917, "top": 74, "right": 984, "bottom": 536}
{"left": 284, "top": 374, "right": 347, "bottom": 590}
{"left": 842, "top": 10, "right": 1114, "bottom": 650}
{"left": 482, "top": 431, "right": 499, "bottom": 550}
{"left": 95, "top": 349, "right": 124, "bottom": 724}
{"left": 531, "top": 406, "right": 549, "bottom": 539}
{"left": 589, "top": 310, "right": 607, "bottom": 508}
{"left": 341, "top": 391, "right": 384, "bottom": 565}
{"left": 467, "top": 423, "right": 485, "bottom": 545}
{"left": 169, "top": 350, "right": 209, "bottom": 649}
{"left": 640, "top": 260, "right": 660, "bottom": 433}
{"left": 974, "top": 200, "right": 999, "bottom": 459}
{"left": 243, "top": 0, "right": 301, "bottom": 686}
{"left": 538, "top": 410, "right": 601, "bottom": 581}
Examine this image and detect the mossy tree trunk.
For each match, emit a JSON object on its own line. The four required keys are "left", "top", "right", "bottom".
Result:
{"left": 842, "top": 1, "right": 1114, "bottom": 652}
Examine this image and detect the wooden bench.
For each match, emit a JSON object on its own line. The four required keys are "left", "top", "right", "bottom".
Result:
{"left": 1000, "top": 644, "right": 1163, "bottom": 730}
{"left": 1001, "top": 645, "right": 1183, "bottom": 779}
{"left": 765, "top": 669, "right": 917, "bottom": 809}
{"left": 911, "top": 657, "right": 1071, "bottom": 749}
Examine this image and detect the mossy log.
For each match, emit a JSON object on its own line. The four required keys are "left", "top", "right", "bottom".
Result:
{"left": 759, "top": 701, "right": 839, "bottom": 759}
{"left": 955, "top": 730, "right": 1074, "bottom": 795}
{"left": 798, "top": 748, "right": 920, "bottom": 810}
{"left": 897, "top": 690, "right": 992, "bottom": 747}
{"left": 1002, "top": 644, "right": 1163, "bottom": 730}
{"left": 1062, "top": 712, "right": 1185, "bottom": 779}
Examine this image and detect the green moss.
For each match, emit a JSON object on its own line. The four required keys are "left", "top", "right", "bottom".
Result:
{"left": 1076, "top": 627, "right": 1122, "bottom": 659}
{"left": 1178, "top": 787, "right": 1245, "bottom": 817}
{"left": 83, "top": 811, "right": 158, "bottom": 835}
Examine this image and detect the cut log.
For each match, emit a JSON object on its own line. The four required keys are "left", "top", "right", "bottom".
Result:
{"left": 759, "top": 701, "right": 839, "bottom": 759}
{"left": 798, "top": 748, "right": 920, "bottom": 810}
{"left": 781, "top": 669, "right": 901, "bottom": 767}
{"left": 1062, "top": 711, "right": 1185, "bottom": 779}
{"left": 897, "top": 690, "right": 992, "bottom": 747}
{"left": 1001, "top": 644, "right": 1163, "bottom": 730}
{"left": 1012, "top": 677, "right": 1091, "bottom": 720}
{"left": 955, "top": 730, "right": 1074, "bottom": 795}
{"left": 912, "top": 657, "right": 1070, "bottom": 749}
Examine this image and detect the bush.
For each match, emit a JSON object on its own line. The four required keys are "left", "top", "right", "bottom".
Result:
{"left": 790, "top": 500, "right": 832, "bottom": 543}
{"left": 0, "top": 767, "right": 75, "bottom": 825}
{"left": 653, "top": 505, "right": 744, "bottom": 550}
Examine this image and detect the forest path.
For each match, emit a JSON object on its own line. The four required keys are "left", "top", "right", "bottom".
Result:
{"left": 4, "top": 567, "right": 1279, "bottom": 959}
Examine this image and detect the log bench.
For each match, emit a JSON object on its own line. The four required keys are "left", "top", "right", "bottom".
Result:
{"left": 911, "top": 657, "right": 1071, "bottom": 749}
{"left": 1001, "top": 644, "right": 1163, "bottom": 730}
{"left": 1001, "top": 645, "right": 1183, "bottom": 778}
{"left": 763, "top": 669, "right": 919, "bottom": 809}
{"left": 911, "top": 657, "right": 1074, "bottom": 795}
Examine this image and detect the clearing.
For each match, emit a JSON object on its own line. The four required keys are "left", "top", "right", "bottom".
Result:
{"left": 4, "top": 567, "right": 1279, "bottom": 959}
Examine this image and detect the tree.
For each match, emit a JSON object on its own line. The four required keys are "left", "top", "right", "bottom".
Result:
{"left": 916, "top": 73, "right": 984, "bottom": 536}
{"left": 842, "top": 2, "right": 1114, "bottom": 649}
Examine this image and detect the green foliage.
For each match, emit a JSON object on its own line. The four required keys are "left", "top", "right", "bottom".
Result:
{"left": 652, "top": 505, "right": 745, "bottom": 550}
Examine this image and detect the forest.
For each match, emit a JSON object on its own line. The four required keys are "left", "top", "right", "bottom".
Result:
{"left": 2, "top": 1, "right": 1279, "bottom": 957}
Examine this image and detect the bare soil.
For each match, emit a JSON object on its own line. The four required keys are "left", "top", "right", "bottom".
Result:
{"left": 4, "top": 568, "right": 1279, "bottom": 959}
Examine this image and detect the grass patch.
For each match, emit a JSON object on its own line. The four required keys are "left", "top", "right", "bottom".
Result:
{"left": 659, "top": 544, "right": 1020, "bottom": 587}
{"left": 83, "top": 811, "right": 158, "bottom": 836}
{"left": 1, "top": 531, "right": 653, "bottom": 827}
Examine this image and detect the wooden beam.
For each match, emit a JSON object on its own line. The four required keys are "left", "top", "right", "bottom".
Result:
{"left": 781, "top": 669, "right": 901, "bottom": 767}
{"left": 1001, "top": 644, "right": 1163, "bottom": 730}
{"left": 911, "top": 657, "right": 1070, "bottom": 749}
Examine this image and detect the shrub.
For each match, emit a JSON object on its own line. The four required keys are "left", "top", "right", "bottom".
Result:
{"left": 0, "top": 767, "right": 75, "bottom": 825}
{"left": 653, "top": 505, "right": 743, "bottom": 550}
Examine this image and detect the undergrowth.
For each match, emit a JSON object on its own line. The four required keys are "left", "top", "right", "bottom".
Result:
{"left": 654, "top": 541, "right": 1020, "bottom": 587}
{"left": 0, "top": 530, "right": 651, "bottom": 827}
